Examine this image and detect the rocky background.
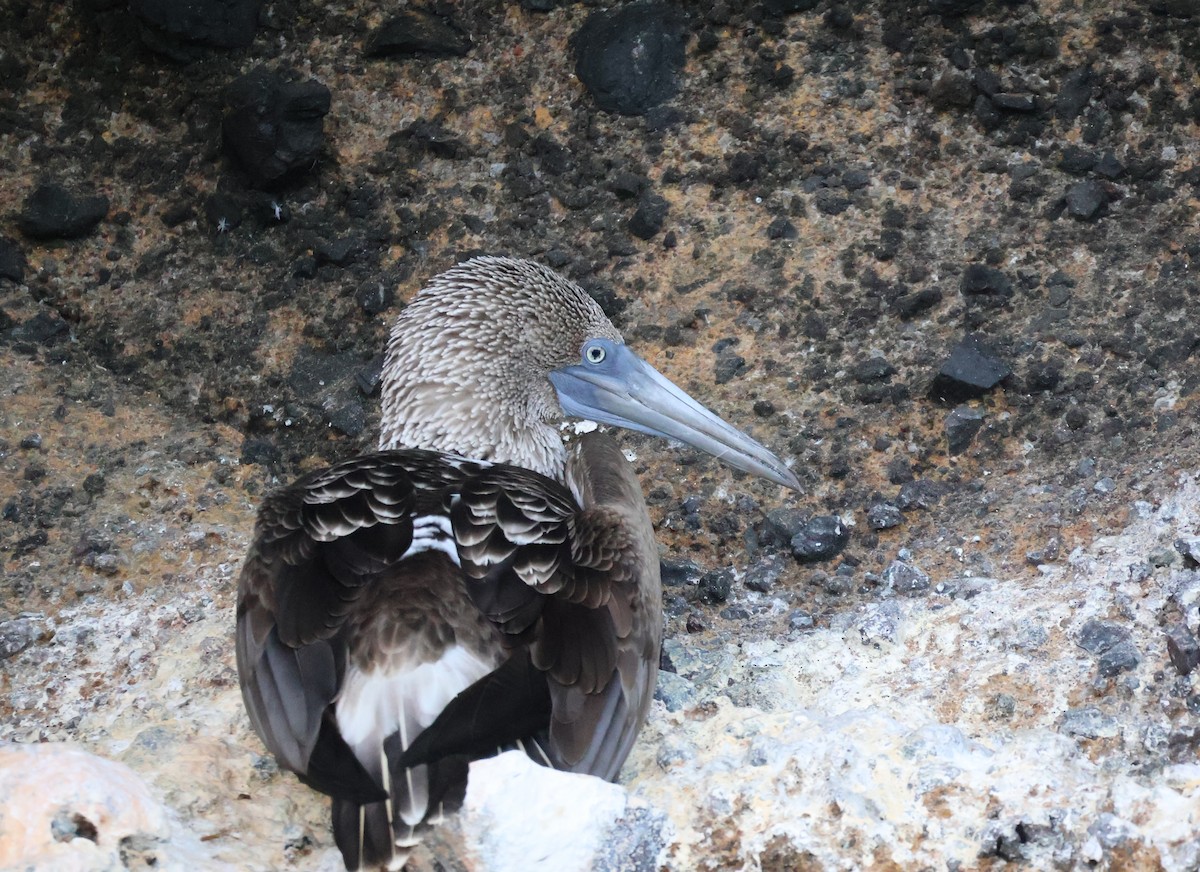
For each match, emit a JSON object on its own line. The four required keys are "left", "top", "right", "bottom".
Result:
{"left": 1, "top": 0, "right": 1199, "bottom": 869}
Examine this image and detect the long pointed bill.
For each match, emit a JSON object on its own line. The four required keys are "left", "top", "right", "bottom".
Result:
{"left": 549, "top": 344, "right": 801, "bottom": 491}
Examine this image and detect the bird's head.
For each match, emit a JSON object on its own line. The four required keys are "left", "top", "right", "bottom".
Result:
{"left": 380, "top": 256, "right": 799, "bottom": 491}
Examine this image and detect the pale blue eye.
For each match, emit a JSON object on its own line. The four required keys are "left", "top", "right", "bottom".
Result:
{"left": 584, "top": 344, "right": 606, "bottom": 364}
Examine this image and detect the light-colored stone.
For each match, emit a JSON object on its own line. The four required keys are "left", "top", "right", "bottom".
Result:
{"left": 0, "top": 742, "right": 225, "bottom": 871}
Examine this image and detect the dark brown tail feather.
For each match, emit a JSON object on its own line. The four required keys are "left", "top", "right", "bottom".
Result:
{"left": 331, "top": 753, "right": 471, "bottom": 871}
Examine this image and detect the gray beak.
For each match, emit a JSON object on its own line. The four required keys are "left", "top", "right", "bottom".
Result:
{"left": 549, "top": 342, "right": 801, "bottom": 491}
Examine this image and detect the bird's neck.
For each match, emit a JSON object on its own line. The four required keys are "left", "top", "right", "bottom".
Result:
{"left": 378, "top": 388, "right": 568, "bottom": 481}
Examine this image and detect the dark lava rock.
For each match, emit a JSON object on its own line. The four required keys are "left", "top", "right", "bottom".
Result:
{"left": 763, "top": 0, "right": 820, "bottom": 13}
{"left": 790, "top": 515, "right": 849, "bottom": 563}
{"left": 1065, "top": 180, "right": 1107, "bottom": 221}
{"left": 1166, "top": 625, "right": 1200, "bottom": 676}
{"left": 961, "top": 264, "right": 1013, "bottom": 298}
{"left": 130, "top": 0, "right": 262, "bottom": 61}
{"left": 1076, "top": 619, "right": 1140, "bottom": 678}
{"left": 1094, "top": 152, "right": 1125, "bottom": 179}
{"left": 883, "top": 560, "right": 930, "bottom": 596}
{"left": 867, "top": 503, "right": 902, "bottom": 529}
{"left": 1055, "top": 67, "right": 1094, "bottom": 121}
{"left": 0, "top": 237, "right": 25, "bottom": 282}
{"left": 930, "top": 68, "right": 974, "bottom": 109}
{"left": 19, "top": 182, "right": 108, "bottom": 240}
{"left": 766, "top": 216, "right": 798, "bottom": 240}
{"left": 394, "top": 121, "right": 467, "bottom": 160}
{"left": 945, "top": 405, "right": 985, "bottom": 455}
{"left": 893, "top": 287, "right": 943, "bottom": 319}
{"left": 660, "top": 558, "right": 703, "bottom": 587}
{"left": 897, "top": 479, "right": 948, "bottom": 510}
{"left": 314, "top": 236, "right": 361, "bottom": 267}
{"left": 1059, "top": 145, "right": 1096, "bottom": 175}
{"left": 355, "top": 278, "right": 394, "bottom": 315}
{"left": 929, "top": 334, "right": 1012, "bottom": 401}
{"left": 698, "top": 568, "right": 733, "bottom": 604}
{"left": 9, "top": 311, "right": 69, "bottom": 346}
{"left": 572, "top": 3, "right": 688, "bottom": 116}
{"left": 204, "top": 193, "right": 243, "bottom": 231}
{"left": 222, "top": 67, "right": 331, "bottom": 186}
{"left": 0, "top": 618, "right": 35, "bottom": 660}
{"left": 991, "top": 93, "right": 1036, "bottom": 113}
{"left": 714, "top": 350, "right": 748, "bottom": 385}
{"left": 743, "top": 554, "right": 786, "bottom": 593}
{"left": 759, "top": 508, "right": 807, "bottom": 550}
{"left": 240, "top": 437, "right": 281, "bottom": 467}
{"left": 364, "top": 10, "right": 472, "bottom": 58}
{"left": 851, "top": 357, "right": 896, "bottom": 383}
{"left": 628, "top": 192, "right": 669, "bottom": 239}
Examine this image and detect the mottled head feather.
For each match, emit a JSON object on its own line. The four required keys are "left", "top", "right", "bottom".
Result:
{"left": 379, "top": 256, "right": 622, "bottom": 480}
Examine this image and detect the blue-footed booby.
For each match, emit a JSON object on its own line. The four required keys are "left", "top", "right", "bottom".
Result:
{"left": 236, "top": 256, "right": 799, "bottom": 870}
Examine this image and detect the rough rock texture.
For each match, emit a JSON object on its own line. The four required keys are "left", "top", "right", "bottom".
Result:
{"left": 2, "top": 0, "right": 1200, "bottom": 869}
{"left": 0, "top": 742, "right": 224, "bottom": 870}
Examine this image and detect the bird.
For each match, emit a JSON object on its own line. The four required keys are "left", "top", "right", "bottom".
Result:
{"left": 236, "top": 256, "right": 800, "bottom": 871}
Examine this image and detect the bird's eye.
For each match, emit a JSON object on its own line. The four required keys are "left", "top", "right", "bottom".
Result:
{"left": 584, "top": 344, "right": 606, "bottom": 364}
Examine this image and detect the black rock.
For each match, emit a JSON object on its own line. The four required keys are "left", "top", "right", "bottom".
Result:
{"left": 572, "top": 3, "right": 688, "bottom": 116}
{"left": 1055, "top": 67, "right": 1093, "bottom": 121}
{"left": 19, "top": 182, "right": 108, "bottom": 240}
{"left": 867, "top": 503, "right": 902, "bottom": 530}
{"left": 355, "top": 356, "right": 385, "bottom": 397}
{"left": 608, "top": 172, "right": 648, "bottom": 200}
{"left": 929, "top": 0, "right": 986, "bottom": 14}
{"left": 364, "top": 10, "right": 472, "bottom": 57}
{"left": 1059, "top": 145, "right": 1096, "bottom": 176}
{"left": 1097, "top": 642, "right": 1140, "bottom": 677}
{"left": 0, "top": 237, "right": 26, "bottom": 282}
{"left": 204, "top": 193, "right": 243, "bottom": 231}
{"left": 355, "top": 278, "right": 394, "bottom": 315}
{"left": 929, "top": 334, "right": 1012, "bottom": 401}
{"left": 883, "top": 560, "right": 930, "bottom": 595}
{"left": 813, "top": 188, "right": 852, "bottom": 215}
{"left": 660, "top": 558, "right": 703, "bottom": 588}
{"left": 760, "top": 508, "right": 808, "bottom": 549}
{"left": 1077, "top": 619, "right": 1140, "bottom": 677}
{"left": 766, "top": 216, "right": 798, "bottom": 240}
{"left": 328, "top": 401, "right": 367, "bottom": 437}
{"left": 852, "top": 357, "right": 896, "bottom": 383}
{"left": 930, "top": 68, "right": 974, "bottom": 109}
{"left": 897, "top": 479, "right": 948, "bottom": 510}
{"left": 961, "top": 263, "right": 1013, "bottom": 298}
{"left": 973, "top": 94, "right": 1002, "bottom": 130}
{"left": 991, "top": 93, "right": 1036, "bottom": 113}
{"left": 0, "top": 618, "right": 35, "bottom": 660}
{"left": 1065, "top": 180, "right": 1107, "bottom": 221}
{"left": 893, "top": 287, "right": 943, "bottom": 319}
{"left": 790, "top": 515, "right": 850, "bottom": 563}
{"left": 698, "top": 568, "right": 733, "bottom": 604}
{"left": 395, "top": 121, "right": 467, "bottom": 159}
{"left": 1166, "top": 625, "right": 1200, "bottom": 676}
{"left": 130, "top": 0, "right": 263, "bottom": 61}
{"left": 1094, "top": 152, "right": 1125, "bottom": 179}
{"left": 763, "top": 0, "right": 819, "bottom": 13}
{"left": 314, "top": 236, "right": 361, "bottom": 267}
{"left": 222, "top": 67, "right": 331, "bottom": 186}
{"left": 714, "top": 350, "right": 747, "bottom": 384}
{"left": 744, "top": 555, "right": 786, "bottom": 593}
{"left": 240, "top": 437, "right": 281, "bottom": 467}
{"left": 628, "top": 192, "right": 669, "bottom": 239}
{"left": 945, "top": 406, "right": 985, "bottom": 455}
{"left": 10, "top": 312, "right": 69, "bottom": 346}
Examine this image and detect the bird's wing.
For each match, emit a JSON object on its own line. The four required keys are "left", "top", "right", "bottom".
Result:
{"left": 447, "top": 432, "right": 662, "bottom": 781}
{"left": 236, "top": 450, "right": 482, "bottom": 801}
